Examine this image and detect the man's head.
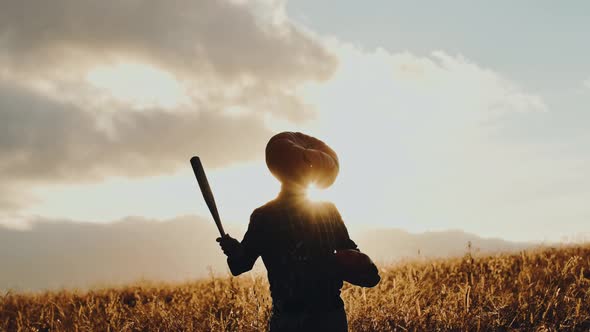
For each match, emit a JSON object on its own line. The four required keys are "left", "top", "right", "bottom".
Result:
{"left": 265, "top": 132, "right": 339, "bottom": 192}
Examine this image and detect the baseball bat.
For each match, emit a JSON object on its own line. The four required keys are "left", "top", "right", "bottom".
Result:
{"left": 190, "top": 156, "right": 226, "bottom": 237}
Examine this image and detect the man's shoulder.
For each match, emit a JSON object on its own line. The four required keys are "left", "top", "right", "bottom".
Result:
{"left": 250, "top": 199, "right": 340, "bottom": 225}
{"left": 316, "top": 200, "right": 337, "bottom": 211}
{"left": 250, "top": 199, "right": 280, "bottom": 223}
{"left": 308, "top": 200, "right": 339, "bottom": 217}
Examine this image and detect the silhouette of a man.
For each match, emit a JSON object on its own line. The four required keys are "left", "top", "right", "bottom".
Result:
{"left": 218, "top": 132, "right": 380, "bottom": 332}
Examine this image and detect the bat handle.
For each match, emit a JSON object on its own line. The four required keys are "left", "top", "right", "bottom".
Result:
{"left": 217, "top": 225, "right": 226, "bottom": 237}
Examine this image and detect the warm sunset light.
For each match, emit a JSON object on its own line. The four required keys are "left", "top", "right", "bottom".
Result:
{"left": 86, "top": 62, "right": 186, "bottom": 108}
{"left": 1, "top": 1, "right": 590, "bottom": 330}
{"left": 306, "top": 183, "right": 329, "bottom": 202}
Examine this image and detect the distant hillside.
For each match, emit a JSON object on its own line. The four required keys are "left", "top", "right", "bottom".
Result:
{"left": 0, "top": 216, "right": 531, "bottom": 291}
{"left": 356, "top": 228, "right": 529, "bottom": 264}
{"left": 0, "top": 216, "right": 227, "bottom": 291}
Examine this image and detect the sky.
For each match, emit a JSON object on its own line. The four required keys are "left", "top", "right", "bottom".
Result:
{"left": 1, "top": 0, "right": 589, "bottom": 242}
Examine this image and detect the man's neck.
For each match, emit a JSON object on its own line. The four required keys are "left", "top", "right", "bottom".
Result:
{"left": 278, "top": 184, "right": 306, "bottom": 199}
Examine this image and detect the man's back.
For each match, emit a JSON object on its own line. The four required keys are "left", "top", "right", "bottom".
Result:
{"left": 246, "top": 194, "right": 357, "bottom": 313}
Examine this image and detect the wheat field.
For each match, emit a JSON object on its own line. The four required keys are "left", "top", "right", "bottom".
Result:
{"left": 1, "top": 245, "right": 589, "bottom": 331}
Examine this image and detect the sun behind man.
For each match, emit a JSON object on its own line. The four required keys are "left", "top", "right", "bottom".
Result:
{"left": 217, "top": 132, "right": 380, "bottom": 332}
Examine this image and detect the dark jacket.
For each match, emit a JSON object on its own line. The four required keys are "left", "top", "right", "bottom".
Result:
{"left": 227, "top": 192, "right": 378, "bottom": 314}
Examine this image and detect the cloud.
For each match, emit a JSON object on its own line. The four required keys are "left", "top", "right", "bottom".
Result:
{"left": 584, "top": 78, "right": 590, "bottom": 89}
{"left": 0, "top": 0, "right": 336, "bottom": 121}
{"left": 0, "top": 0, "right": 333, "bottom": 81}
{"left": 283, "top": 42, "right": 589, "bottom": 241}
{"left": 0, "top": 0, "right": 337, "bottom": 215}
{"left": 0, "top": 80, "right": 272, "bottom": 182}
{"left": 0, "top": 79, "right": 275, "bottom": 215}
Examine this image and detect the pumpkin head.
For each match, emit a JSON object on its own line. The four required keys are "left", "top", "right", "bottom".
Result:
{"left": 265, "top": 132, "right": 339, "bottom": 188}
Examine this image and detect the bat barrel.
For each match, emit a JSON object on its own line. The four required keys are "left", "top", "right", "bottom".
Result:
{"left": 190, "top": 156, "right": 226, "bottom": 237}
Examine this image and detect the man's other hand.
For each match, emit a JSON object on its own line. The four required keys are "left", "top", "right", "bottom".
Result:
{"left": 216, "top": 234, "right": 242, "bottom": 257}
{"left": 334, "top": 249, "right": 380, "bottom": 288}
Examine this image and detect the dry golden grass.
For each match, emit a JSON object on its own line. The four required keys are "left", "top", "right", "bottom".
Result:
{"left": 2, "top": 245, "right": 590, "bottom": 331}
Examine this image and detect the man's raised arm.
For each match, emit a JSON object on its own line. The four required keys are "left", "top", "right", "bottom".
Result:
{"left": 217, "top": 211, "right": 263, "bottom": 276}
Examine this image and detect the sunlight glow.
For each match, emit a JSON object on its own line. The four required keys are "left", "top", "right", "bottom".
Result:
{"left": 306, "top": 183, "right": 330, "bottom": 202}
{"left": 86, "top": 63, "right": 187, "bottom": 109}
